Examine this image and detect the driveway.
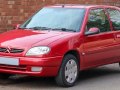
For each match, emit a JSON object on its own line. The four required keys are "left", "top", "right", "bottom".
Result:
{"left": 0, "top": 64, "right": 120, "bottom": 90}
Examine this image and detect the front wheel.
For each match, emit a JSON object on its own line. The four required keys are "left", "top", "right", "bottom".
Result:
{"left": 55, "top": 54, "right": 79, "bottom": 87}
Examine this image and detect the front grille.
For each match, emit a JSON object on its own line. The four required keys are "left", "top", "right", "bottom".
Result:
{"left": 9, "top": 48, "right": 24, "bottom": 53}
{"left": 0, "top": 48, "right": 7, "bottom": 52}
{"left": 0, "top": 47, "right": 24, "bottom": 53}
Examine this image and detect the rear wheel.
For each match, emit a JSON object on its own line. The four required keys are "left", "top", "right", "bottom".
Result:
{"left": 0, "top": 73, "right": 11, "bottom": 79}
{"left": 55, "top": 54, "right": 79, "bottom": 87}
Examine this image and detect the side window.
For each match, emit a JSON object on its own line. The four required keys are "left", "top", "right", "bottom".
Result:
{"left": 107, "top": 9, "right": 120, "bottom": 30}
{"left": 87, "top": 9, "right": 110, "bottom": 33}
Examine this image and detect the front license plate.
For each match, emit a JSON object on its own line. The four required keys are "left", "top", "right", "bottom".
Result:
{"left": 0, "top": 57, "right": 19, "bottom": 66}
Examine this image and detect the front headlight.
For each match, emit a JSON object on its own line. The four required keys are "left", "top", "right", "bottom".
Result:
{"left": 26, "top": 46, "right": 50, "bottom": 56}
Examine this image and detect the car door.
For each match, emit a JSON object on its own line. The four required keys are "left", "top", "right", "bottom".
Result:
{"left": 106, "top": 8, "right": 120, "bottom": 62}
{"left": 83, "top": 8, "right": 116, "bottom": 68}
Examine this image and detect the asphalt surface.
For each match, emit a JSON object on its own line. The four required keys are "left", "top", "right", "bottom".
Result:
{"left": 0, "top": 64, "right": 120, "bottom": 90}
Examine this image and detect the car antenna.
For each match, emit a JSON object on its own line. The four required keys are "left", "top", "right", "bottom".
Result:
{"left": 62, "top": 4, "right": 65, "bottom": 8}
{"left": 62, "top": 0, "right": 66, "bottom": 8}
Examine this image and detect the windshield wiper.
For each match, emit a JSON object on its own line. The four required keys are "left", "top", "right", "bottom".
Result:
{"left": 52, "top": 28, "right": 76, "bottom": 32}
{"left": 19, "top": 27, "right": 52, "bottom": 30}
{"left": 19, "top": 27, "right": 76, "bottom": 32}
{"left": 28, "top": 27, "right": 52, "bottom": 30}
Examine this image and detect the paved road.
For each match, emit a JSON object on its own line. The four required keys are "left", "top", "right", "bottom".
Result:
{"left": 0, "top": 64, "right": 120, "bottom": 90}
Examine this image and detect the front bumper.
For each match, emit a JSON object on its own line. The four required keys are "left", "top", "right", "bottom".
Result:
{"left": 0, "top": 55, "right": 63, "bottom": 77}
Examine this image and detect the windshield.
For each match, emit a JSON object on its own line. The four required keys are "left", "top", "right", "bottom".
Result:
{"left": 20, "top": 8, "right": 85, "bottom": 32}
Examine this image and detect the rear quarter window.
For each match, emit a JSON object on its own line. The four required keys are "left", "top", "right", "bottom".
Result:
{"left": 106, "top": 8, "right": 120, "bottom": 30}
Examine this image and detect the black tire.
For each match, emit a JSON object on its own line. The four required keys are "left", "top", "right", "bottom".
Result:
{"left": 0, "top": 73, "right": 11, "bottom": 79}
{"left": 55, "top": 54, "right": 79, "bottom": 87}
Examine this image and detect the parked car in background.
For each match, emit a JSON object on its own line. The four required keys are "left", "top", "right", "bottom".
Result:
{"left": 0, "top": 4, "right": 120, "bottom": 87}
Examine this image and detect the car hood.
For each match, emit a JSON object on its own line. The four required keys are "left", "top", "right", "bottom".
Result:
{"left": 0, "top": 29, "right": 72, "bottom": 49}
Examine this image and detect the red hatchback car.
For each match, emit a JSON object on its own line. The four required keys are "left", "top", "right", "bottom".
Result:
{"left": 0, "top": 4, "right": 120, "bottom": 87}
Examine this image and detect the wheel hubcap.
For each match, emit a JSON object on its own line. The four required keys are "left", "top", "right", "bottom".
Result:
{"left": 65, "top": 59, "right": 78, "bottom": 83}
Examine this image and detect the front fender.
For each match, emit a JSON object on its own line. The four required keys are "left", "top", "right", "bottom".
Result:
{"left": 48, "top": 33, "right": 84, "bottom": 57}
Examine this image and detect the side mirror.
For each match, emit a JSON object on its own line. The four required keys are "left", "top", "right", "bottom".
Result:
{"left": 13, "top": 24, "right": 20, "bottom": 29}
{"left": 85, "top": 27, "right": 100, "bottom": 36}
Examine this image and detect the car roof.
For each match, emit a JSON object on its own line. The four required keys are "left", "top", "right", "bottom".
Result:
{"left": 46, "top": 4, "right": 119, "bottom": 9}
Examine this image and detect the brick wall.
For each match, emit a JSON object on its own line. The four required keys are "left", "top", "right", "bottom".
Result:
{"left": 0, "top": 0, "right": 120, "bottom": 33}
